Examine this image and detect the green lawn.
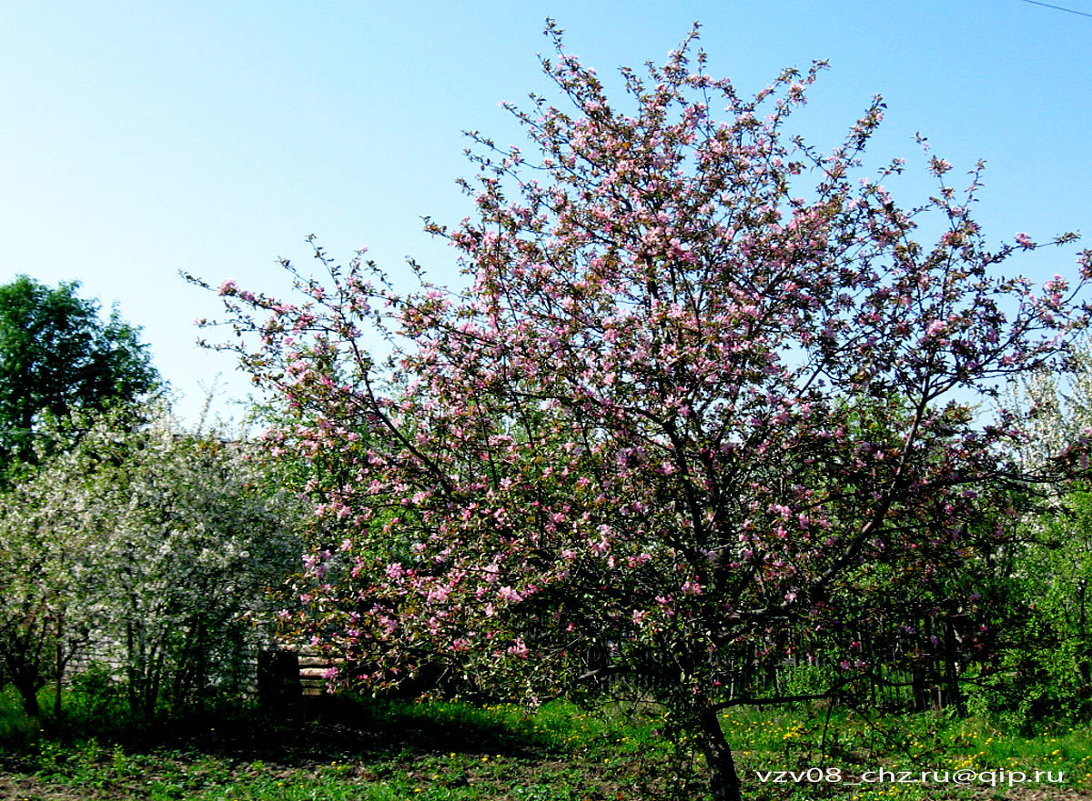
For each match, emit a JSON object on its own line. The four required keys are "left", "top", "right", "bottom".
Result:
{"left": 2, "top": 687, "right": 1092, "bottom": 800}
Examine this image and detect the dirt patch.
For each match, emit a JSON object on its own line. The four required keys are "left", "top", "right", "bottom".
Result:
{"left": 0, "top": 772, "right": 111, "bottom": 801}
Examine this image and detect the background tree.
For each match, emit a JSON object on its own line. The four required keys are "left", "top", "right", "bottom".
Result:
{"left": 965, "top": 339, "right": 1092, "bottom": 727}
{"left": 202, "top": 24, "right": 1091, "bottom": 801}
{"left": 0, "top": 404, "right": 301, "bottom": 720}
{"left": 0, "top": 422, "right": 104, "bottom": 718}
{"left": 94, "top": 410, "right": 302, "bottom": 718}
{"left": 0, "top": 275, "right": 158, "bottom": 471}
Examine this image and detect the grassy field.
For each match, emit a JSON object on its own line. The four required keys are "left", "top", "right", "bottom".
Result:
{"left": 2, "top": 687, "right": 1092, "bottom": 800}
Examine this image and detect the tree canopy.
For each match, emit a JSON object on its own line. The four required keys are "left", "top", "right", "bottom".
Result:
{"left": 0, "top": 275, "right": 159, "bottom": 468}
{"left": 201, "top": 23, "right": 1092, "bottom": 801}
{"left": 0, "top": 403, "right": 301, "bottom": 720}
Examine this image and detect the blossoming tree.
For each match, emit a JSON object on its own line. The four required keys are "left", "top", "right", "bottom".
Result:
{"left": 0, "top": 405, "right": 300, "bottom": 721}
{"left": 200, "top": 23, "right": 1091, "bottom": 801}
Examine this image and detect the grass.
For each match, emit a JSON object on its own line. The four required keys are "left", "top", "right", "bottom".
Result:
{"left": 0, "top": 688, "right": 685, "bottom": 801}
{"left": 2, "top": 685, "right": 1092, "bottom": 800}
{"left": 723, "top": 704, "right": 1092, "bottom": 799}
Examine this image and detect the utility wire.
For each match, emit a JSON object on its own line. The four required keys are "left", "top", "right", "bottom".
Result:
{"left": 1017, "top": 0, "right": 1092, "bottom": 18}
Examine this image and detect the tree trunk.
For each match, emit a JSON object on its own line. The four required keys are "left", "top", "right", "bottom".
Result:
{"left": 53, "top": 611, "right": 65, "bottom": 724}
{"left": 13, "top": 673, "right": 41, "bottom": 718}
{"left": 696, "top": 704, "right": 743, "bottom": 801}
{"left": 126, "top": 620, "right": 138, "bottom": 716}
{"left": 942, "top": 618, "right": 965, "bottom": 717}
{"left": 3, "top": 647, "right": 43, "bottom": 719}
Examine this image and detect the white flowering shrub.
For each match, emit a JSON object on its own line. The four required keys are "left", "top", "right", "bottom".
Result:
{"left": 0, "top": 405, "right": 302, "bottom": 719}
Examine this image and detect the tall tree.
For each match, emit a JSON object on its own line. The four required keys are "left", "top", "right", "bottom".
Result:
{"left": 0, "top": 275, "right": 158, "bottom": 468}
{"left": 202, "top": 24, "right": 1091, "bottom": 801}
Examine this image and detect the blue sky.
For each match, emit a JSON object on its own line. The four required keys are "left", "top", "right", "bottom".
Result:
{"left": 2, "top": 1, "right": 1089, "bottom": 425}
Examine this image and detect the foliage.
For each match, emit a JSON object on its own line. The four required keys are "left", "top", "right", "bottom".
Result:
{"left": 198, "top": 22, "right": 1092, "bottom": 801}
{"left": 88, "top": 410, "right": 302, "bottom": 717}
{"left": 965, "top": 341, "right": 1092, "bottom": 728}
{"left": 957, "top": 515, "right": 1092, "bottom": 730}
{"left": 0, "top": 413, "right": 109, "bottom": 718}
{"left": 0, "top": 404, "right": 302, "bottom": 720}
{"left": 0, "top": 275, "right": 158, "bottom": 471}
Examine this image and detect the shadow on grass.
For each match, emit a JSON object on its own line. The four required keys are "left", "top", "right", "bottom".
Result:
{"left": 171, "top": 695, "right": 563, "bottom": 761}
{"left": 2, "top": 690, "right": 567, "bottom": 767}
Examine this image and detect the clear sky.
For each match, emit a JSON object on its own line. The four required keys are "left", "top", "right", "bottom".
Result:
{"left": 2, "top": 0, "right": 1089, "bottom": 425}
